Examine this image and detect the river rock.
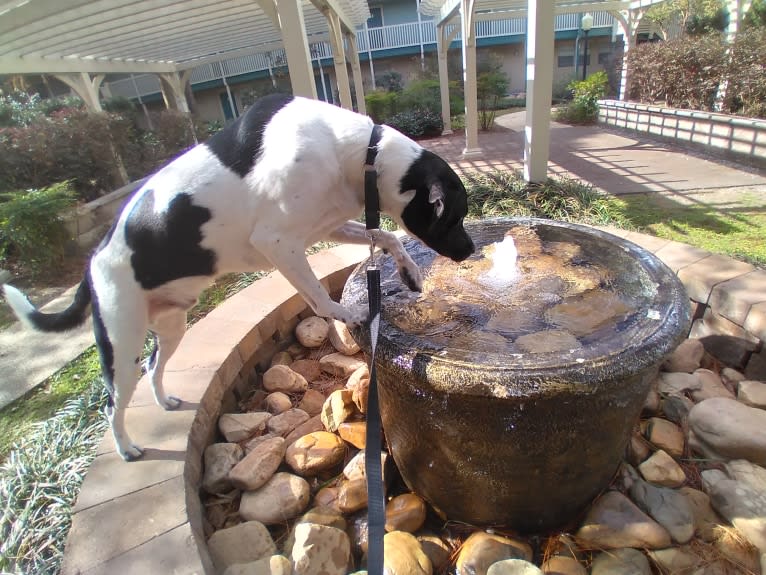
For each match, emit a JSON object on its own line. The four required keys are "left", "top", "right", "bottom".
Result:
{"left": 690, "top": 368, "right": 736, "bottom": 402}
{"left": 486, "top": 559, "right": 542, "bottom": 575}
{"left": 455, "top": 531, "right": 533, "bottom": 575}
{"left": 628, "top": 477, "right": 694, "bottom": 543}
{"left": 647, "top": 546, "right": 700, "bottom": 572}
{"left": 703, "top": 461, "right": 766, "bottom": 555}
{"left": 721, "top": 366, "right": 747, "bottom": 386}
{"left": 228, "top": 436, "right": 286, "bottom": 491}
{"left": 328, "top": 319, "right": 361, "bottom": 355}
{"left": 320, "top": 352, "right": 367, "bottom": 377}
{"left": 291, "top": 523, "right": 350, "bottom": 575}
{"left": 321, "top": 389, "right": 356, "bottom": 432}
{"left": 663, "top": 338, "right": 704, "bottom": 372}
{"left": 738, "top": 380, "right": 766, "bottom": 408}
{"left": 283, "top": 507, "right": 347, "bottom": 555}
{"left": 679, "top": 486, "right": 720, "bottom": 542}
{"left": 713, "top": 524, "right": 762, "bottom": 573}
{"left": 295, "top": 316, "right": 329, "bottom": 348}
{"left": 297, "top": 388, "right": 326, "bottom": 416}
{"left": 338, "top": 421, "right": 366, "bottom": 449}
{"left": 590, "top": 548, "right": 651, "bottom": 575}
{"left": 263, "top": 392, "right": 293, "bottom": 414}
{"left": 266, "top": 408, "right": 310, "bottom": 437}
{"left": 417, "top": 533, "right": 452, "bottom": 573}
{"left": 644, "top": 417, "right": 685, "bottom": 458}
{"left": 203, "top": 443, "right": 243, "bottom": 494}
{"left": 540, "top": 556, "right": 586, "bottom": 574}
{"left": 284, "top": 415, "right": 325, "bottom": 447}
{"left": 642, "top": 385, "right": 660, "bottom": 416}
{"left": 270, "top": 351, "right": 293, "bottom": 367}
{"left": 384, "top": 531, "right": 432, "bottom": 575}
{"left": 315, "top": 486, "right": 341, "bottom": 513}
{"left": 576, "top": 491, "right": 671, "bottom": 549}
{"left": 239, "top": 472, "right": 310, "bottom": 525}
{"left": 262, "top": 365, "right": 308, "bottom": 394}
{"left": 627, "top": 432, "right": 651, "bottom": 467}
{"left": 658, "top": 371, "right": 701, "bottom": 396}
{"left": 637, "top": 449, "right": 686, "bottom": 487}
{"left": 207, "top": 521, "right": 277, "bottom": 572}
{"left": 338, "top": 478, "right": 368, "bottom": 513}
{"left": 285, "top": 431, "right": 345, "bottom": 475}
{"left": 659, "top": 394, "right": 694, "bottom": 425}
{"left": 290, "top": 359, "right": 322, "bottom": 382}
{"left": 385, "top": 493, "right": 427, "bottom": 533}
{"left": 222, "top": 555, "right": 292, "bottom": 575}
{"left": 219, "top": 412, "right": 272, "bottom": 442}
{"left": 689, "top": 397, "right": 766, "bottom": 465}
{"left": 244, "top": 433, "right": 279, "bottom": 454}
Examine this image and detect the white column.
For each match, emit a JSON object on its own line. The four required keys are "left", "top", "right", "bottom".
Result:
{"left": 276, "top": 0, "right": 318, "bottom": 99}
{"left": 714, "top": 0, "right": 751, "bottom": 110}
{"left": 523, "top": 0, "right": 555, "bottom": 183}
{"left": 611, "top": 9, "right": 642, "bottom": 101}
{"left": 437, "top": 24, "right": 457, "bottom": 135}
{"left": 460, "top": 0, "right": 481, "bottom": 157}
{"left": 54, "top": 72, "right": 105, "bottom": 111}
{"left": 347, "top": 34, "right": 367, "bottom": 114}
{"left": 326, "top": 10, "right": 353, "bottom": 109}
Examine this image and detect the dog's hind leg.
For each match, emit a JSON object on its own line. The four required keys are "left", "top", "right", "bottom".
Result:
{"left": 146, "top": 310, "right": 186, "bottom": 410}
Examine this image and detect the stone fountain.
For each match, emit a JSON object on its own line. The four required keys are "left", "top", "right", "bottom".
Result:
{"left": 341, "top": 217, "right": 691, "bottom": 532}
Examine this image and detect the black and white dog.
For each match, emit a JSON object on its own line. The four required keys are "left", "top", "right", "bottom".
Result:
{"left": 2, "top": 94, "right": 474, "bottom": 461}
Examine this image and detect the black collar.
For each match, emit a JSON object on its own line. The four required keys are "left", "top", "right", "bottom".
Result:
{"left": 364, "top": 124, "right": 383, "bottom": 231}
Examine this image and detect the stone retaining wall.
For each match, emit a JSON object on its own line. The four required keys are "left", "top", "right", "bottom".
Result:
{"left": 597, "top": 99, "right": 766, "bottom": 169}
{"left": 60, "top": 230, "right": 766, "bottom": 574}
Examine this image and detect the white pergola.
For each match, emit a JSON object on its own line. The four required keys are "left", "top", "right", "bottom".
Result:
{"left": 0, "top": 0, "right": 371, "bottom": 113}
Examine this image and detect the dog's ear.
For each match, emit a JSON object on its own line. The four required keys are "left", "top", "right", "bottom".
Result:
{"left": 429, "top": 182, "right": 445, "bottom": 218}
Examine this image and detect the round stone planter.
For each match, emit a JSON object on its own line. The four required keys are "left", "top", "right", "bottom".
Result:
{"left": 342, "top": 217, "right": 692, "bottom": 532}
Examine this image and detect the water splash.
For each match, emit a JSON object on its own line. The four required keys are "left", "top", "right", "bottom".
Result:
{"left": 479, "top": 234, "right": 519, "bottom": 288}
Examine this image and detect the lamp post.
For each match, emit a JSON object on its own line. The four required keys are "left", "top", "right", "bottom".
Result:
{"left": 581, "top": 12, "right": 593, "bottom": 80}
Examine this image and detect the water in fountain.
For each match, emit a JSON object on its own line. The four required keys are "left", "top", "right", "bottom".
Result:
{"left": 384, "top": 225, "right": 635, "bottom": 355}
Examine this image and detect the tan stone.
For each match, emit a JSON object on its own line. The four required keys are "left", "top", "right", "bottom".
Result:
{"left": 541, "top": 556, "right": 586, "bottom": 575}
{"left": 384, "top": 531, "right": 432, "bottom": 575}
{"left": 679, "top": 486, "right": 720, "bottom": 542}
{"left": 269, "top": 351, "right": 293, "bottom": 368}
{"left": 338, "top": 421, "right": 366, "bottom": 449}
{"left": 456, "top": 531, "right": 533, "bottom": 575}
{"left": 222, "top": 555, "right": 292, "bottom": 575}
{"left": 285, "top": 431, "right": 346, "bottom": 475}
{"left": 343, "top": 449, "right": 388, "bottom": 481}
{"left": 207, "top": 521, "right": 277, "bottom": 573}
{"left": 328, "top": 318, "right": 361, "bottom": 355}
{"left": 263, "top": 392, "right": 293, "bottom": 414}
{"left": 262, "top": 365, "right": 308, "bottom": 394}
{"left": 385, "top": 493, "right": 427, "bottom": 533}
{"left": 228, "top": 436, "right": 286, "bottom": 491}
{"left": 219, "top": 412, "right": 272, "bottom": 443}
{"left": 295, "top": 316, "right": 329, "bottom": 348}
{"left": 690, "top": 368, "right": 736, "bottom": 402}
{"left": 488, "top": 559, "right": 542, "bottom": 575}
{"left": 663, "top": 338, "right": 705, "bottom": 373}
{"left": 738, "top": 380, "right": 766, "bottom": 408}
{"left": 638, "top": 449, "right": 686, "bottom": 487}
{"left": 319, "top": 352, "right": 367, "bottom": 377}
{"left": 645, "top": 417, "right": 685, "bottom": 457}
{"left": 321, "top": 389, "right": 356, "bottom": 432}
{"left": 297, "top": 388, "right": 325, "bottom": 416}
{"left": 284, "top": 414, "right": 325, "bottom": 447}
{"left": 417, "top": 533, "right": 452, "bottom": 573}
{"left": 627, "top": 431, "right": 651, "bottom": 467}
{"left": 289, "top": 359, "right": 322, "bottom": 382}
{"left": 239, "top": 472, "right": 311, "bottom": 525}
{"left": 244, "top": 433, "right": 280, "bottom": 454}
{"left": 291, "top": 523, "right": 350, "bottom": 575}
{"left": 314, "top": 486, "right": 341, "bottom": 512}
{"left": 338, "top": 478, "right": 368, "bottom": 513}
{"left": 202, "top": 443, "right": 243, "bottom": 495}
{"left": 266, "top": 408, "right": 310, "bottom": 437}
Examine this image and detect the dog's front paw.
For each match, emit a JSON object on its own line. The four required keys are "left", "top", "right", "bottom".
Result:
{"left": 160, "top": 395, "right": 182, "bottom": 410}
{"left": 334, "top": 305, "right": 369, "bottom": 329}
{"left": 119, "top": 444, "right": 145, "bottom": 462}
{"left": 399, "top": 261, "right": 423, "bottom": 292}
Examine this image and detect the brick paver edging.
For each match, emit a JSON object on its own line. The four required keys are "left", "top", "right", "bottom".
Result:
{"left": 60, "top": 230, "right": 766, "bottom": 574}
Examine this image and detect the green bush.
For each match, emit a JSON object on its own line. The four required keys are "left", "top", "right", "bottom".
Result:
{"left": 365, "top": 90, "right": 399, "bottom": 124}
{"left": 477, "top": 70, "right": 510, "bottom": 130}
{"left": 725, "top": 27, "right": 766, "bottom": 118}
{"left": 387, "top": 108, "right": 443, "bottom": 139}
{"left": 0, "top": 182, "right": 77, "bottom": 274}
{"left": 554, "top": 71, "right": 609, "bottom": 124}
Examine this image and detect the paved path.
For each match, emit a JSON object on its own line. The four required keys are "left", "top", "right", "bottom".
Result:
{"left": 1, "top": 114, "right": 764, "bottom": 409}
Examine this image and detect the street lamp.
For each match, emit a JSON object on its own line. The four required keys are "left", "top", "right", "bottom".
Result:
{"left": 581, "top": 12, "right": 593, "bottom": 81}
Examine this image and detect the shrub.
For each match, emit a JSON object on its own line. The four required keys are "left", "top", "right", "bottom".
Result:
{"left": 477, "top": 70, "right": 510, "bottom": 130}
{"left": 554, "top": 71, "right": 609, "bottom": 124}
{"left": 386, "top": 108, "right": 443, "bottom": 139}
{"left": 726, "top": 27, "right": 766, "bottom": 117}
{"left": 375, "top": 71, "right": 403, "bottom": 93}
{"left": 0, "top": 182, "right": 77, "bottom": 274}
{"left": 365, "top": 90, "right": 399, "bottom": 124}
{"left": 397, "top": 79, "right": 442, "bottom": 114}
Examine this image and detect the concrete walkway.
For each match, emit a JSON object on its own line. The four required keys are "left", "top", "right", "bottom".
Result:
{"left": 1, "top": 114, "right": 764, "bottom": 409}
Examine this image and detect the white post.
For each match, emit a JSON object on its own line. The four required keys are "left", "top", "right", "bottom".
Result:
{"left": 461, "top": 0, "right": 481, "bottom": 157}
{"left": 523, "top": 0, "right": 555, "bottom": 183}
{"left": 437, "top": 24, "right": 455, "bottom": 134}
{"left": 275, "top": 0, "right": 317, "bottom": 98}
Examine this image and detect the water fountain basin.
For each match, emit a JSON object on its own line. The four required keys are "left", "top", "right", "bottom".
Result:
{"left": 341, "top": 217, "right": 691, "bottom": 532}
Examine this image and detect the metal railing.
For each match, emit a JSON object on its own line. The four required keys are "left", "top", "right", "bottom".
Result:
{"left": 105, "top": 11, "right": 614, "bottom": 99}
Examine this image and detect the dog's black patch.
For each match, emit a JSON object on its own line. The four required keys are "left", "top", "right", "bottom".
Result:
{"left": 399, "top": 150, "right": 475, "bottom": 262}
{"left": 205, "top": 93, "right": 294, "bottom": 177}
{"left": 125, "top": 190, "right": 216, "bottom": 289}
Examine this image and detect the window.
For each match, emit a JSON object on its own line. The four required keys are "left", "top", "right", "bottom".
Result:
{"left": 367, "top": 7, "right": 383, "bottom": 28}
{"left": 598, "top": 52, "right": 612, "bottom": 65}
{"left": 558, "top": 54, "right": 574, "bottom": 67}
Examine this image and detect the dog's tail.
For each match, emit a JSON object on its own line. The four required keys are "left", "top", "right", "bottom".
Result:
{"left": 2, "top": 279, "right": 92, "bottom": 332}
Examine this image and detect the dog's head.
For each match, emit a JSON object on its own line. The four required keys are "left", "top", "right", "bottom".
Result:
{"left": 393, "top": 149, "right": 475, "bottom": 262}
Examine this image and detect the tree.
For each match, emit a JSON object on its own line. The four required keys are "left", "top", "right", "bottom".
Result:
{"left": 645, "top": 0, "right": 726, "bottom": 38}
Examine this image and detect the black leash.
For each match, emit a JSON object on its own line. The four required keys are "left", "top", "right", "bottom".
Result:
{"left": 364, "top": 124, "right": 385, "bottom": 575}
